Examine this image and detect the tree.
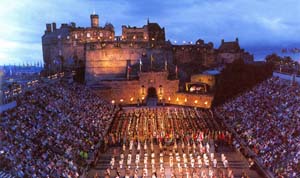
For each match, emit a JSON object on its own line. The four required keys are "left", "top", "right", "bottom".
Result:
{"left": 265, "top": 53, "right": 281, "bottom": 64}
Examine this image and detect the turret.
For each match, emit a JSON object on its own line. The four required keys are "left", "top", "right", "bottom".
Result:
{"left": 235, "top": 37, "right": 239, "bottom": 43}
{"left": 90, "top": 14, "right": 99, "bottom": 28}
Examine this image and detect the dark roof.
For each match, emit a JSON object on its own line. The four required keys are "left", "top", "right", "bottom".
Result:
{"left": 219, "top": 41, "right": 240, "bottom": 53}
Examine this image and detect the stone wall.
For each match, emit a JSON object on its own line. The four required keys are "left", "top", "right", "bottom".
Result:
{"left": 191, "top": 74, "right": 216, "bottom": 89}
{"left": 122, "top": 25, "right": 148, "bottom": 41}
{"left": 92, "top": 71, "right": 213, "bottom": 108}
{"left": 217, "top": 52, "right": 241, "bottom": 64}
{"left": 85, "top": 44, "right": 174, "bottom": 83}
{"left": 172, "top": 45, "right": 217, "bottom": 67}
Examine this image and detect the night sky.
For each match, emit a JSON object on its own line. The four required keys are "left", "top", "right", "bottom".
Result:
{"left": 1, "top": 0, "right": 300, "bottom": 65}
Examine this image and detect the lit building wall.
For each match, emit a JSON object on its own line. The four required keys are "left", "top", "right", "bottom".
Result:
{"left": 92, "top": 71, "right": 213, "bottom": 109}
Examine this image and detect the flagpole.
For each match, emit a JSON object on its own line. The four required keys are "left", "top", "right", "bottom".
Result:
{"left": 165, "top": 59, "right": 167, "bottom": 71}
{"left": 127, "top": 65, "right": 130, "bottom": 80}
{"left": 175, "top": 65, "right": 178, "bottom": 79}
{"left": 150, "top": 54, "right": 153, "bottom": 71}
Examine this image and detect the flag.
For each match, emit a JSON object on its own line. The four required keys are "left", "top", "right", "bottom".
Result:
{"left": 150, "top": 54, "right": 154, "bottom": 70}
{"left": 164, "top": 59, "right": 168, "bottom": 71}
{"left": 127, "top": 65, "right": 131, "bottom": 72}
{"left": 151, "top": 54, "right": 154, "bottom": 62}
{"left": 127, "top": 65, "right": 131, "bottom": 80}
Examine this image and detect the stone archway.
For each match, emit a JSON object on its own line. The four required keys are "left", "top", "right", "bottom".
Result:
{"left": 146, "top": 87, "right": 158, "bottom": 106}
{"left": 147, "top": 87, "right": 157, "bottom": 98}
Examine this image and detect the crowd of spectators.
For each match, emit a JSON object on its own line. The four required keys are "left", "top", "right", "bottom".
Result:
{"left": 216, "top": 77, "right": 300, "bottom": 177}
{"left": 0, "top": 80, "right": 119, "bottom": 177}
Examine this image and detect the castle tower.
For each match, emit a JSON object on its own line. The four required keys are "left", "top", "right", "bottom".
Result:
{"left": 90, "top": 14, "right": 99, "bottom": 28}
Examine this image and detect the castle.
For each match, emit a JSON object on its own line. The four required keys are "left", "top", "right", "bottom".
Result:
{"left": 42, "top": 14, "right": 253, "bottom": 108}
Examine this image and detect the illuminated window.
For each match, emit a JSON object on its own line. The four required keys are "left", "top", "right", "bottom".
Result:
{"left": 87, "top": 33, "right": 91, "bottom": 38}
{"left": 159, "top": 85, "right": 162, "bottom": 95}
{"left": 141, "top": 85, "right": 145, "bottom": 95}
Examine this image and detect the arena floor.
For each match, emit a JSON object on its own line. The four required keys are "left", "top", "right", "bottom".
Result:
{"left": 87, "top": 107, "right": 264, "bottom": 178}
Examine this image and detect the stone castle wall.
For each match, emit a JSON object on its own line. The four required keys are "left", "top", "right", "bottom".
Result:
{"left": 92, "top": 72, "right": 213, "bottom": 108}
{"left": 85, "top": 43, "right": 174, "bottom": 83}
{"left": 191, "top": 74, "right": 216, "bottom": 88}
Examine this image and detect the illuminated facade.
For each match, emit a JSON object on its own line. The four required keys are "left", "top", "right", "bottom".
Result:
{"left": 41, "top": 14, "right": 253, "bottom": 108}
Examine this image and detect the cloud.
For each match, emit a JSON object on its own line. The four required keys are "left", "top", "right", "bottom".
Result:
{"left": 0, "top": 0, "right": 300, "bottom": 65}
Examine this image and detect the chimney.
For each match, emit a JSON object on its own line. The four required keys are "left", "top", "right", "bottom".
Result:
{"left": 221, "top": 39, "right": 224, "bottom": 44}
{"left": 70, "top": 22, "right": 76, "bottom": 28}
{"left": 52, "top": 22, "right": 57, "bottom": 31}
{"left": 46, "top": 24, "right": 52, "bottom": 32}
{"left": 236, "top": 37, "right": 239, "bottom": 43}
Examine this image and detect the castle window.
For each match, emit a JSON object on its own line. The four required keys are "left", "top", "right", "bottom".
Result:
{"left": 159, "top": 85, "right": 163, "bottom": 95}
{"left": 141, "top": 85, "right": 145, "bottom": 95}
{"left": 67, "top": 36, "right": 70, "bottom": 40}
{"left": 87, "top": 33, "right": 91, "bottom": 38}
{"left": 74, "top": 34, "right": 78, "bottom": 39}
{"left": 100, "top": 32, "right": 103, "bottom": 37}
{"left": 151, "top": 38, "right": 155, "bottom": 41}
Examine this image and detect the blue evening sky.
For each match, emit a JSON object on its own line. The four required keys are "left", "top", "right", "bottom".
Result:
{"left": 0, "top": 0, "right": 300, "bottom": 65}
